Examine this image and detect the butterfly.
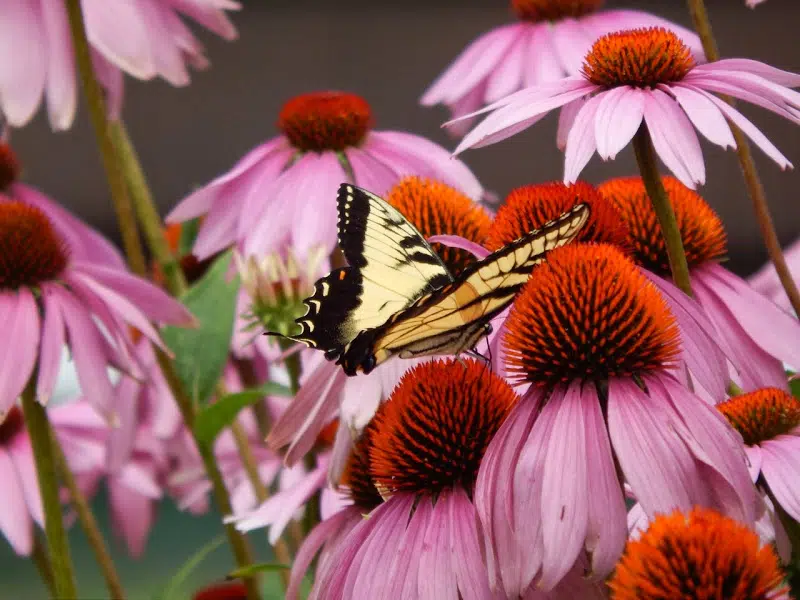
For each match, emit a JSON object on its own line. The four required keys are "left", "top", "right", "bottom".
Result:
{"left": 272, "top": 184, "right": 589, "bottom": 376}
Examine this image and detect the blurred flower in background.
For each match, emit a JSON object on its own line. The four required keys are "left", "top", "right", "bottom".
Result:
{"left": 749, "top": 236, "right": 800, "bottom": 314}
{"left": 0, "top": 0, "right": 240, "bottom": 130}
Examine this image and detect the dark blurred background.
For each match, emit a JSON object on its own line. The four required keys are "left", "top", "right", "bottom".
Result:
{"left": 11, "top": 0, "right": 800, "bottom": 277}
{"left": 4, "top": 1, "right": 800, "bottom": 598}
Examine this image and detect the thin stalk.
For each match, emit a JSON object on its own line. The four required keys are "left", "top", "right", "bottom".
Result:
{"left": 761, "top": 481, "right": 800, "bottom": 580}
{"left": 49, "top": 422, "right": 126, "bottom": 600}
{"left": 31, "top": 534, "right": 57, "bottom": 598}
{"left": 64, "top": 0, "right": 147, "bottom": 276}
{"left": 109, "top": 123, "right": 189, "bottom": 296}
{"left": 685, "top": 0, "right": 800, "bottom": 316}
{"left": 632, "top": 126, "right": 694, "bottom": 296}
{"left": 233, "top": 357, "right": 272, "bottom": 440}
{"left": 21, "top": 384, "right": 78, "bottom": 599}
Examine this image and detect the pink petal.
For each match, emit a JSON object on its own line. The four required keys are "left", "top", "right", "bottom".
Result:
{"left": 745, "top": 445, "right": 763, "bottom": 483}
{"left": 427, "top": 234, "right": 490, "bottom": 260}
{"left": 237, "top": 146, "right": 296, "bottom": 239}
{"left": 191, "top": 181, "right": 243, "bottom": 259}
{"left": 0, "top": 449, "right": 33, "bottom": 555}
{"left": 36, "top": 287, "right": 66, "bottom": 405}
{"left": 418, "top": 496, "right": 459, "bottom": 600}
{"left": 83, "top": 0, "right": 155, "bottom": 80}
{"left": 0, "top": 289, "right": 40, "bottom": 417}
{"left": 760, "top": 436, "right": 800, "bottom": 522}
{"left": 385, "top": 495, "right": 432, "bottom": 599}
{"left": 594, "top": 86, "right": 645, "bottom": 160}
{"left": 40, "top": 1, "right": 76, "bottom": 130}
{"left": 449, "top": 489, "right": 493, "bottom": 600}
{"left": 523, "top": 24, "right": 564, "bottom": 86}
{"left": 0, "top": 0, "right": 46, "bottom": 126}
{"left": 686, "top": 71, "right": 800, "bottom": 122}
{"left": 106, "top": 375, "right": 140, "bottom": 473}
{"left": 695, "top": 59, "right": 800, "bottom": 87}
{"left": 109, "top": 477, "right": 154, "bottom": 557}
{"left": 643, "top": 89, "right": 705, "bottom": 188}
{"left": 292, "top": 152, "right": 345, "bottom": 260}
{"left": 564, "top": 93, "right": 603, "bottom": 183}
{"left": 91, "top": 51, "right": 124, "bottom": 121}
{"left": 485, "top": 32, "right": 526, "bottom": 104}
{"left": 8, "top": 436, "right": 43, "bottom": 527}
{"left": 344, "top": 146, "right": 398, "bottom": 197}
{"left": 666, "top": 84, "right": 735, "bottom": 149}
{"left": 556, "top": 97, "right": 586, "bottom": 151}
{"left": 550, "top": 18, "right": 594, "bottom": 75}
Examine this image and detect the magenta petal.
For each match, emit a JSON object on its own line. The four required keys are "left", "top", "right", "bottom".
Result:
{"left": 386, "top": 495, "right": 433, "bottom": 598}
{"left": 418, "top": 495, "right": 459, "bottom": 600}
{"left": 109, "top": 476, "right": 153, "bottom": 557}
{"left": 427, "top": 234, "right": 490, "bottom": 260}
{"left": 106, "top": 375, "right": 140, "bottom": 473}
{"left": 449, "top": 489, "right": 494, "bottom": 600}
{"left": 0, "top": 449, "right": 33, "bottom": 556}
{"left": 760, "top": 436, "right": 800, "bottom": 522}
{"left": 191, "top": 183, "right": 242, "bottom": 259}
{"left": 745, "top": 445, "right": 763, "bottom": 483}
{"left": 8, "top": 436, "right": 43, "bottom": 527}
{"left": 594, "top": 86, "right": 645, "bottom": 160}
{"left": 36, "top": 287, "right": 66, "bottom": 405}
{"left": 564, "top": 93, "right": 603, "bottom": 183}
{"left": 0, "top": 289, "right": 40, "bottom": 416}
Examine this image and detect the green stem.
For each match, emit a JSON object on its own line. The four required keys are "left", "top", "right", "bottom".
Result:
{"left": 233, "top": 357, "right": 272, "bottom": 440}
{"left": 31, "top": 534, "right": 57, "bottom": 598}
{"left": 685, "top": 0, "right": 800, "bottom": 317}
{"left": 64, "top": 0, "right": 147, "bottom": 277}
{"left": 21, "top": 384, "right": 78, "bottom": 599}
{"left": 109, "top": 123, "right": 189, "bottom": 296}
{"left": 49, "top": 422, "right": 126, "bottom": 600}
{"left": 632, "top": 126, "right": 694, "bottom": 296}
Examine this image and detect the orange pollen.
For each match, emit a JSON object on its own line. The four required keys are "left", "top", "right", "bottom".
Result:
{"left": 609, "top": 507, "right": 788, "bottom": 600}
{"left": 598, "top": 176, "right": 727, "bottom": 277}
{"left": 511, "top": 0, "right": 604, "bottom": 22}
{"left": 503, "top": 243, "right": 680, "bottom": 387}
{"left": 386, "top": 176, "right": 492, "bottom": 276}
{"left": 486, "top": 181, "right": 629, "bottom": 252}
{"left": 0, "top": 143, "right": 20, "bottom": 191}
{"left": 277, "top": 91, "right": 373, "bottom": 152}
{"left": 341, "top": 428, "right": 383, "bottom": 512}
{"left": 369, "top": 359, "right": 518, "bottom": 496}
{"left": 0, "top": 406, "right": 24, "bottom": 446}
{"left": 718, "top": 388, "right": 800, "bottom": 446}
{"left": 583, "top": 28, "right": 695, "bottom": 88}
{"left": 0, "top": 201, "right": 69, "bottom": 290}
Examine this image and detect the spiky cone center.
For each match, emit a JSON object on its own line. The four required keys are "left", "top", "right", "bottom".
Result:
{"left": 0, "top": 201, "right": 69, "bottom": 290}
{"left": 0, "top": 143, "right": 20, "bottom": 191}
{"left": 718, "top": 388, "right": 800, "bottom": 446}
{"left": 341, "top": 427, "right": 383, "bottom": 512}
{"left": 598, "top": 176, "right": 727, "bottom": 277}
{"left": 504, "top": 243, "right": 680, "bottom": 387}
{"left": 277, "top": 91, "right": 373, "bottom": 152}
{"left": 583, "top": 28, "right": 695, "bottom": 88}
{"left": 486, "top": 181, "right": 629, "bottom": 252}
{"left": 386, "top": 176, "right": 492, "bottom": 276}
{"left": 368, "top": 359, "right": 518, "bottom": 496}
{"left": 609, "top": 508, "right": 787, "bottom": 600}
{"left": 0, "top": 407, "right": 24, "bottom": 446}
{"left": 511, "top": 0, "right": 604, "bottom": 22}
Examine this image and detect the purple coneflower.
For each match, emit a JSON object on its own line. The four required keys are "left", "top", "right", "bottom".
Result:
{"left": 610, "top": 508, "right": 788, "bottom": 600}
{"left": 600, "top": 176, "right": 800, "bottom": 392}
{"left": 0, "top": 199, "right": 194, "bottom": 421}
{"left": 454, "top": 28, "right": 800, "bottom": 189}
{"left": 477, "top": 243, "right": 758, "bottom": 595}
{"left": 0, "top": 0, "right": 239, "bottom": 130}
{"left": 166, "top": 91, "right": 483, "bottom": 261}
{"left": 422, "top": 0, "right": 702, "bottom": 133}
{"left": 749, "top": 236, "right": 800, "bottom": 314}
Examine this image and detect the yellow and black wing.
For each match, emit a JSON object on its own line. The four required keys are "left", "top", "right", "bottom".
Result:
{"left": 288, "top": 184, "right": 453, "bottom": 360}
{"left": 338, "top": 203, "right": 590, "bottom": 374}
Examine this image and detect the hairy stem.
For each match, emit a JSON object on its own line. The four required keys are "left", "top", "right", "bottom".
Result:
{"left": 21, "top": 384, "right": 78, "bottom": 599}
{"left": 632, "top": 126, "right": 694, "bottom": 296}
{"left": 64, "top": 0, "right": 147, "bottom": 276}
{"left": 31, "top": 534, "right": 57, "bottom": 598}
{"left": 49, "top": 422, "right": 126, "bottom": 600}
{"left": 685, "top": 0, "right": 800, "bottom": 316}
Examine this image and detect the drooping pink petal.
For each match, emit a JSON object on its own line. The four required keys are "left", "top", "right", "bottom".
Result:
{"left": 39, "top": 1, "right": 76, "bottom": 130}
{"left": 106, "top": 375, "right": 140, "bottom": 474}
{"left": 665, "top": 84, "right": 735, "bottom": 149}
{"left": 0, "top": 289, "right": 40, "bottom": 417}
{"left": 564, "top": 93, "right": 603, "bottom": 183}
{"left": 36, "top": 286, "right": 66, "bottom": 405}
{"left": 292, "top": 152, "right": 345, "bottom": 260}
{"left": 523, "top": 24, "right": 564, "bottom": 86}
{"left": 344, "top": 146, "right": 398, "bottom": 197}
{"left": 385, "top": 495, "right": 433, "bottom": 599}
{"left": 760, "top": 436, "right": 800, "bottom": 522}
{"left": 745, "top": 445, "right": 763, "bottom": 482}
{"left": 237, "top": 146, "right": 296, "bottom": 239}
{"left": 549, "top": 18, "right": 593, "bottom": 76}
{"left": 91, "top": 50, "right": 124, "bottom": 121}
{"left": 109, "top": 476, "right": 154, "bottom": 557}
{"left": 8, "top": 435, "right": 43, "bottom": 527}
{"left": 643, "top": 89, "right": 705, "bottom": 188}
{"left": 449, "top": 489, "right": 494, "bottom": 600}
{"left": 484, "top": 32, "right": 527, "bottom": 104}
{"left": 427, "top": 234, "right": 490, "bottom": 260}
{"left": 191, "top": 179, "right": 245, "bottom": 259}
{"left": 418, "top": 495, "right": 459, "bottom": 600}
{"left": 0, "top": 448, "right": 33, "bottom": 555}
{"left": 594, "top": 86, "right": 646, "bottom": 160}
{"left": 83, "top": 0, "right": 155, "bottom": 80}
{"left": 694, "top": 59, "right": 800, "bottom": 87}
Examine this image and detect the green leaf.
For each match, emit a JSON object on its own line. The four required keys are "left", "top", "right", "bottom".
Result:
{"left": 790, "top": 376, "right": 800, "bottom": 400}
{"left": 193, "top": 383, "right": 292, "bottom": 445}
{"left": 162, "top": 252, "right": 240, "bottom": 406}
{"left": 228, "top": 563, "right": 290, "bottom": 579}
{"left": 154, "top": 534, "right": 227, "bottom": 600}
{"left": 177, "top": 217, "right": 201, "bottom": 258}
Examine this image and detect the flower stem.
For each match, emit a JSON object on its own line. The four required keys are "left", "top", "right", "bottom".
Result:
{"left": 685, "top": 0, "right": 800, "bottom": 317}
{"left": 31, "top": 534, "right": 57, "bottom": 598}
{"left": 108, "top": 122, "right": 189, "bottom": 296}
{"left": 21, "top": 383, "right": 78, "bottom": 599}
{"left": 64, "top": 0, "right": 147, "bottom": 277}
{"left": 48, "top": 421, "right": 126, "bottom": 600}
{"left": 632, "top": 126, "right": 694, "bottom": 296}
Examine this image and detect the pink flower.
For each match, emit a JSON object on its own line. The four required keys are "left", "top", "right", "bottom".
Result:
{"left": 477, "top": 244, "right": 757, "bottom": 595}
{"left": 0, "top": 0, "right": 240, "bottom": 130}
{"left": 422, "top": 0, "right": 702, "bottom": 133}
{"left": 166, "top": 91, "right": 483, "bottom": 261}
{"left": 748, "top": 237, "right": 800, "bottom": 314}
{"left": 747, "top": 0, "right": 767, "bottom": 7}
{"left": 600, "top": 176, "right": 800, "bottom": 393}
{"left": 0, "top": 199, "right": 195, "bottom": 421}
{"left": 454, "top": 28, "right": 800, "bottom": 189}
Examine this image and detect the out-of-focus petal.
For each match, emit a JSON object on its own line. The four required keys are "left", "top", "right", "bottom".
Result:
{"left": 0, "top": 289, "right": 40, "bottom": 416}
{"left": 0, "top": 449, "right": 33, "bottom": 555}
{"left": 8, "top": 435, "right": 43, "bottom": 527}
{"left": 40, "top": 1, "right": 76, "bottom": 130}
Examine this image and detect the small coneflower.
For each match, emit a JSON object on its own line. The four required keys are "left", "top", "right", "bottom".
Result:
{"left": 0, "top": 0, "right": 239, "bottom": 130}
{"left": 385, "top": 175, "right": 492, "bottom": 276}
{"left": 719, "top": 388, "right": 800, "bottom": 558}
{"left": 610, "top": 507, "right": 788, "bottom": 600}
{"left": 749, "top": 236, "right": 800, "bottom": 315}
{"left": 477, "top": 243, "right": 757, "bottom": 596}
{"left": 0, "top": 200, "right": 194, "bottom": 421}
{"left": 421, "top": 0, "right": 701, "bottom": 133}
{"left": 454, "top": 27, "right": 800, "bottom": 189}
{"left": 167, "top": 90, "right": 483, "bottom": 262}
{"left": 601, "top": 176, "right": 800, "bottom": 392}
